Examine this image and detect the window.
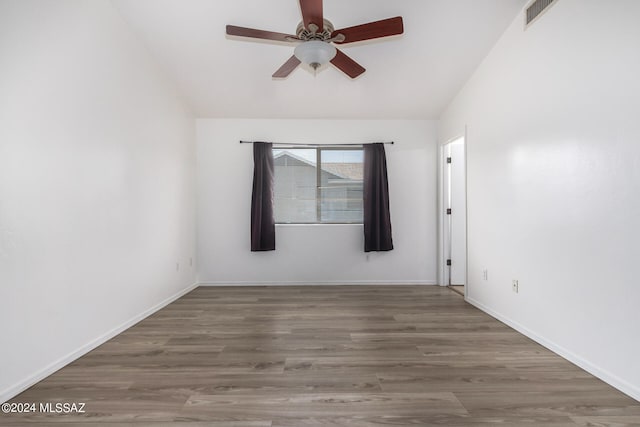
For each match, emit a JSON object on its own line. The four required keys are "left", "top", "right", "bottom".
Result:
{"left": 273, "top": 147, "right": 363, "bottom": 224}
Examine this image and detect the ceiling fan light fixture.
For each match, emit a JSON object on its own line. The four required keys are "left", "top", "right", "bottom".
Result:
{"left": 294, "top": 40, "right": 336, "bottom": 70}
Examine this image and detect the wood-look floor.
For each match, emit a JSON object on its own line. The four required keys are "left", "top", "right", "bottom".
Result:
{"left": 3, "top": 286, "right": 640, "bottom": 426}
{"left": 448, "top": 285, "right": 465, "bottom": 296}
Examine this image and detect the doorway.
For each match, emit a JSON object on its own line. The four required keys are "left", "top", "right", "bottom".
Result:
{"left": 441, "top": 137, "right": 466, "bottom": 296}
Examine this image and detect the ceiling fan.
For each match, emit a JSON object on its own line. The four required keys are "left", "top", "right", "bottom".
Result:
{"left": 226, "top": 0, "right": 404, "bottom": 79}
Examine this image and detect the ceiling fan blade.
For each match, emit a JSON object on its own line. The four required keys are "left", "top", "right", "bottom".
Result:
{"left": 273, "top": 55, "right": 302, "bottom": 78}
{"left": 332, "top": 16, "right": 404, "bottom": 44}
{"left": 299, "top": 0, "right": 323, "bottom": 31}
{"left": 226, "top": 25, "right": 297, "bottom": 43}
{"left": 330, "top": 49, "right": 365, "bottom": 79}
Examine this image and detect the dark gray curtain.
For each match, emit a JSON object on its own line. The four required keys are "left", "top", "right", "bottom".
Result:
{"left": 363, "top": 143, "right": 393, "bottom": 252}
{"left": 251, "top": 142, "right": 275, "bottom": 251}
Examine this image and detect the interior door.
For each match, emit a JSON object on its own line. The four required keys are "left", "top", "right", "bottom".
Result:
{"left": 445, "top": 139, "right": 466, "bottom": 286}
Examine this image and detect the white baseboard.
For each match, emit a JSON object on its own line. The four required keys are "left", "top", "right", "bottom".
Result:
{"left": 0, "top": 282, "right": 198, "bottom": 404}
{"left": 466, "top": 296, "right": 640, "bottom": 403}
{"left": 198, "top": 280, "right": 437, "bottom": 286}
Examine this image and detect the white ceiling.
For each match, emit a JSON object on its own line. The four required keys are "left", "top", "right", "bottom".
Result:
{"left": 112, "top": 0, "right": 526, "bottom": 119}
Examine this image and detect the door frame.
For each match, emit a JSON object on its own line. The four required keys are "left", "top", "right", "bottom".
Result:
{"left": 438, "top": 132, "right": 469, "bottom": 298}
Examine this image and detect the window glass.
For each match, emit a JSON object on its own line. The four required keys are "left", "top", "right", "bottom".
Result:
{"left": 273, "top": 148, "right": 363, "bottom": 224}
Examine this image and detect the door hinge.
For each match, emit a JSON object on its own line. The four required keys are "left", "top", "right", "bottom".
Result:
{"left": 446, "top": 259, "right": 452, "bottom": 266}
{"left": 446, "top": 157, "right": 452, "bottom": 163}
{"left": 446, "top": 208, "right": 452, "bottom": 215}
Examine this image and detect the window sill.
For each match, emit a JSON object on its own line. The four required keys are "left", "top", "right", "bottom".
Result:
{"left": 275, "top": 223, "right": 363, "bottom": 226}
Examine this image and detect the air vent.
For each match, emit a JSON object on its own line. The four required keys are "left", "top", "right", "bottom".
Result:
{"left": 525, "top": 0, "right": 558, "bottom": 27}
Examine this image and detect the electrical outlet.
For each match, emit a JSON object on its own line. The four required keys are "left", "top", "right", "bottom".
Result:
{"left": 512, "top": 279, "right": 519, "bottom": 293}
{"left": 482, "top": 269, "right": 488, "bottom": 281}
{"left": 176, "top": 262, "right": 180, "bottom": 272}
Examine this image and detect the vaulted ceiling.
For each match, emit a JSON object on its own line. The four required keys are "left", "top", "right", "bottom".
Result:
{"left": 112, "top": 0, "right": 527, "bottom": 119}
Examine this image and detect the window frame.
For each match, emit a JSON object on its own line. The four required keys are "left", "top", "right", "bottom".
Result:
{"left": 273, "top": 146, "right": 364, "bottom": 225}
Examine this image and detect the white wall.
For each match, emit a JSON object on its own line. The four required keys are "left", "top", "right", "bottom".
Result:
{"left": 439, "top": 0, "right": 640, "bottom": 400}
{"left": 197, "top": 119, "right": 437, "bottom": 285}
{"left": 0, "top": 1, "right": 196, "bottom": 401}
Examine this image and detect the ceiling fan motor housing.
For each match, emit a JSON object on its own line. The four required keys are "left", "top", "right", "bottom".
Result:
{"left": 296, "top": 19, "right": 334, "bottom": 41}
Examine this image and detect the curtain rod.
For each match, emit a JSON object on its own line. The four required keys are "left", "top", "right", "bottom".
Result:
{"left": 239, "top": 140, "right": 394, "bottom": 146}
